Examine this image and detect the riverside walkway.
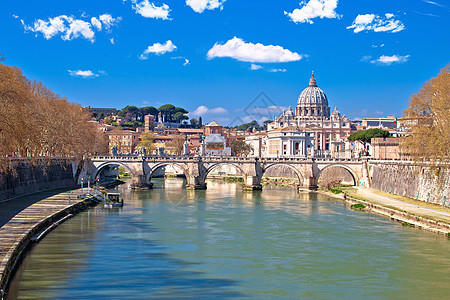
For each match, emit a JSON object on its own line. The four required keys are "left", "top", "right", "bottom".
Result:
{"left": 0, "top": 188, "right": 94, "bottom": 295}
{"left": 344, "top": 187, "right": 450, "bottom": 235}
{"left": 354, "top": 187, "right": 450, "bottom": 222}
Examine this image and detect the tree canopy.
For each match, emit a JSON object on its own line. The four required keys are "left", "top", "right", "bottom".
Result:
{"left": 231, "top": 140, "right": 253, "bottom": 157}
{"left": 348, "top": 128, "right": 390, "bottom": 144}
{"left": 235, "top": 120, "right": 263, "bottom": 132}
{"left": 138, "top": 132, "right": 155, "bottom": 151}
{"left": 402, "top": 64, "right": 450, "bottom": 160}
{"left": 118, "top": 105, "right": 139, "bottom": 120}
{"left": 0, "top": 62, "right": 108, "bottom": 166}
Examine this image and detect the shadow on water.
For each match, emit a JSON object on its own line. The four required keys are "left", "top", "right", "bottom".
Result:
{"left": 7, "top": 194, "right": 246, "bottom": 299}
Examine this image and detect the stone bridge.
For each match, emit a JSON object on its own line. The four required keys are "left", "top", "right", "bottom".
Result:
{"left": 84, "top": 156, "right": 370, "bottom": 190}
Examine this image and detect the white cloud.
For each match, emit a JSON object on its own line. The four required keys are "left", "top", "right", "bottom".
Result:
{"left": 91, "top": 17, "right": 102, "bottom": 31}
{"left": 361, "top": 54, "right": 410, "bottom": 65}
{"left": 140, "top": 40, "right": 177, "bottom": 59}
{"left": 347, "top": 13, "right": 405, "bottom": 33}
{"left": 64, "top": 18, "right": 95, "bottom": 41}
{"left": 186, "top": 0, "right": 226, "bottom": 13}
{"left": 360, "top": 55, "right": 372, "bottom": 62}
{"left": 68, "top": 70, "right": 100, "bottom": 78}
{"left": 21, "top": 14, "right": 120, "bottom": 42}
{"left": 269, "top": 68, "right": 287, "bottom": 73}
{"left": 284, "top": 0, "right": 340, "bottom": 24}
{"left": 110, "top": 38, "right": 115, "bottom": 44}
{"left": 250, "top": 64, "right": 263, "bottom": 70}
{"left": 411, "top": 10, "right": 439, "bottom": 17}
{"left": 372, "top": 55, "right": 410, "bottom": 65}
{"left": 22, "top": 16, "right": 67, "bottom": 40}
{"left": 191, "top": 105, "right": 228, "bottom": 116}
{"left": 422, "top": 0, "right": 445, "bottom": 7}
{"left": 130, "top": 0, "right": 171, "bottom": 20}
{"left": 207, "top": 37, "right": 302, "bottom": 63}
{"left": 99, "top": 14, "right": 121, "bottom": 30}
{"left": 12, "top": 14, "right": 19, "bottom": 19}
{"left": 371, "top": 43, "right": 385, "bottom": 48}
{"left": 171, "top": 56, "right": 190, "bottom": 66}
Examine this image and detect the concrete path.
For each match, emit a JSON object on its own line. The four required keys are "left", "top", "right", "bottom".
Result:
{"left": 353, "top": 187, "right": 450, "bottom": 223}
{"left": 0, "top": 188, "right": 94, "bottom": 293}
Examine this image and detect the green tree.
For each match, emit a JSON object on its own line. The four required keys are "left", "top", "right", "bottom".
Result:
{"left": 348, "top": 128, "right": 390, "bottom": 156}
{"left": 103, "top": 117, "right": 112, "bottom": 125}
{"left": 190, "top": 118, "right": 198, "bottom": 128}
{"left": 174, "top": 107, "right": 188, "bottom": 114}
{"left": 118, "top": 105, "right": 139, "bottom": 120}
{"left": 158, "top": 104, "right": 176, "bottom": 122}
{"left": 173, "top": 111, "right": 189, "bottom": 123}
{"left": 235, "top": 120, "right": 262, "bottom": 132}
{"left": 139, "top": 106, "right": 158, "bottom": 120}
{"left": 231, "top": 140, "right": 253, "bottom": 157}
{"left": 138, "top": 132, "right": 155, "bottom": 152}
{"left": 348, "top": 128, "right": 390, "bottom": 144}
{"left": 198, "top": 116, "right": 203, "bottom": 128}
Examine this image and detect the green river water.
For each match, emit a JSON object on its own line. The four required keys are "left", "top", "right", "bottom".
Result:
{"left": 7, "top": 178, "right": 450, "bottom": 299}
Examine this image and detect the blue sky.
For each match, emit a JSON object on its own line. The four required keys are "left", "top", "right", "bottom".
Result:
{"left": 1, "top": 0, "right": 449, "bottom": 124}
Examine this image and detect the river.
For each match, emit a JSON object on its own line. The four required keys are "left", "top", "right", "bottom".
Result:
{"left": 7, "top": 178, "right": 450, "bottom": 299}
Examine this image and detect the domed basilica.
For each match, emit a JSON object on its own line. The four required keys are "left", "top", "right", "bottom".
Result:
{"left": 264, "top": 73, "right": 352, "bottom": 157}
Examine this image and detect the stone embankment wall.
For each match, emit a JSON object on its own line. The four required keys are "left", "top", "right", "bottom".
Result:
{"left": 369, "top": 161, "right": 450, "bottom": 205}
{"left": 0, "top": 159, "right": 75, "bottom": 201}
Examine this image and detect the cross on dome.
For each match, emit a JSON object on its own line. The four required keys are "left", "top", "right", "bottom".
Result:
{"left": 309, "top": 72, "right": 317, "bottom": 87}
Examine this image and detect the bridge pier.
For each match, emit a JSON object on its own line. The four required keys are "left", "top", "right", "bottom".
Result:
{"left": 131, "top": 175, "right": 153, "bottom": 190}
{"left": 186, "top": 176, "right": 207, "bottom": 190}
{"left": 297, "top": 177, "right": 317, "bottom": 191}
{"left": 243, "top": 175, "right": 263, "bottom": 191}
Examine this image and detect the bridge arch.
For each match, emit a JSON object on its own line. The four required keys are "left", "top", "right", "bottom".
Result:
{"left": 316, "top": 164, "right": 358, "bottom": 187}
{"left": 202, "top": 162, "right": 246, "bottom": 182}
{"left": 94, "top": 161, "right": 136, "bottom": 179}
{"left": 147, "top": 162, "right": 189, "bottom": 183}
{"left": 262, "top": 163, "right": 304, "bottom": 185}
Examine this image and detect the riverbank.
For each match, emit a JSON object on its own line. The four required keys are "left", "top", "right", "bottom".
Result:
{"left": 317, "top": 186, "right": 450, "bottom": 236}
{"left": 0, "top": 188, "right": 98, "bottom": 297}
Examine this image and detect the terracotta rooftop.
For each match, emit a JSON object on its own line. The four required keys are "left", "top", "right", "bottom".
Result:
{"left": 206, "top": 120, "right": 222, "bottom": 127}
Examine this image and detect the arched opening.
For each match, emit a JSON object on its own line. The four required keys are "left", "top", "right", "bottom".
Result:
{"left": 95, "top": 162, "right": 134, "bottom": 184}
{"left": 262, "top": 164, "right": 303, "bottom": 187}
{"left": 317, "top": 165, "right": 357, "bottom": 188}
{"left": 204, "top": 163, "right": 245, "bottom": 184}
{"left": 148, "top": 163, "right": 188, "bottom": 189}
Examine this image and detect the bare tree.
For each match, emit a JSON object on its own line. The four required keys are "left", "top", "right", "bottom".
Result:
{"left": 0, "top": 62, "right": 108, "bottom": 172}
{"left": 402, "top": 64, "right": 450, "bottom": 161}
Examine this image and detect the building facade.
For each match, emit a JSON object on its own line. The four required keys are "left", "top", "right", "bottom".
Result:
{"left": 265, "top": 127, "right": 315, "bottom": 158}
{"left": 371, "top": 138, "right": 408, "bottom": 160}
{"left": 107, "top": 130, "right": 141, "bottom": 155}
{"left": 265, "top": 73, "right": 352, "bottom": 158}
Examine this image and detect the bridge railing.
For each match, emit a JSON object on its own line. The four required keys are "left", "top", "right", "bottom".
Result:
{"left": 92, "top": 155, "right": 364, "bottom": 163}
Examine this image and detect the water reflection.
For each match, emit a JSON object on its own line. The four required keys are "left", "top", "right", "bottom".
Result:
{"left": 8, "top": 178, "right": 450, "bottom": 299}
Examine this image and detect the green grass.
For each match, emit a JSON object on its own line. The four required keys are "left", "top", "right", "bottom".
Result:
{"left": 329, "top": 187, "right": 343, "bottom": 194}
{"left": 222, "top": 177, "right": 244, "bottom": 183}
{"left": 351, "top": 203, "right": 366, "bottom": 210}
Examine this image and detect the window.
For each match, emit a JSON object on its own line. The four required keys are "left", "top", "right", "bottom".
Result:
{"left": 284, "top": 145, "right": 287, "bottom": 150}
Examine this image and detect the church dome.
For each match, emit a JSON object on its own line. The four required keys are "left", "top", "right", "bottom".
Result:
{"left": 297, "top": 73, "right": 328, "bottom": 106}
{"left": 331, "top": 106, "right": 341, "bottom": 118}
